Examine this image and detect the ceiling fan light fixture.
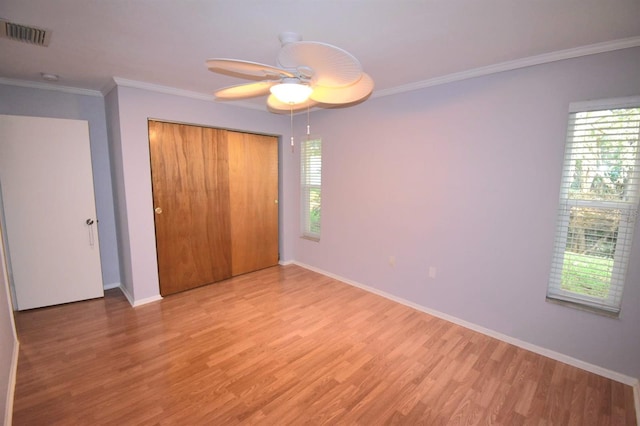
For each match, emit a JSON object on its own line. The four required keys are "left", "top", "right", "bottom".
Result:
{"left": 270, "top": 80, "right": 313, "bottom": 104}
{"left": 206, "top": 34, "right": 373, "bottom": 111}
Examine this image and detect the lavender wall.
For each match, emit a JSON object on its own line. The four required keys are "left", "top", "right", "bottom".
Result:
{"left": 295, "top": 47, "right": 640, "bottom": 378}
{"left": 104, "top": 88, "right": 131, "bottom": 299}
{"left": 0, "top": 84, "right": 121, "bottom": 289}
{"left": 106, "top": 85, "right": 295, "bottom": 302}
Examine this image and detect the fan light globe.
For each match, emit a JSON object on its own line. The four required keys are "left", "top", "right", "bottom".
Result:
{"left": 270, "top": 82, "right": 313, "bottom": 104}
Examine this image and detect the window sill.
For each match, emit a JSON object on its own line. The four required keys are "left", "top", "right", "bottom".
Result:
{"left": 545, "top": 296, "right": 620, "bottom": 319}
{"left": 300, "top": 235, "right": 320, "bottom": 242}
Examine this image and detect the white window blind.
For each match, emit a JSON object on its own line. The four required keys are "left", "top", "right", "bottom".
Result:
{"left": 301, "top": 137, "right": 321, "bottom": 239}
{"left": 548, "top": 99, "right": 640, "bottom": 315}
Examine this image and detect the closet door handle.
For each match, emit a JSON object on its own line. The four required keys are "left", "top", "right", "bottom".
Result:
{"left": 155, "top": 207, "right": 163, "bottom": 214}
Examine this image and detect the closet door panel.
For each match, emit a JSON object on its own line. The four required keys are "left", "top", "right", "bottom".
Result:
{"left": 149, "top": 121, "right": 231, "bottom": 295}
{"left": 228, "top": 131, "right": 279, "bottom": 276}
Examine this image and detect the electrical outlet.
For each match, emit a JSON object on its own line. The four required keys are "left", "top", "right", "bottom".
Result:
{"left": 428, "top": 266, "right": 437, "bottom": 279}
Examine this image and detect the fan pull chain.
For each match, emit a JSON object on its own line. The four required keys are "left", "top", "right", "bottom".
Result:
{"left": 290, "top": 104, "right": 294, "bottom": 153}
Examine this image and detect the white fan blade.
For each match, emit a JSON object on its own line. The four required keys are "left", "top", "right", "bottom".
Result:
{"left": 206, "top": 58, "right": 294, "bottom": 80}
{"left": 267, "top": 95, "right": 318, "bottom": 113}
{"left": 278, "top": 41, "right": 362, "bottom": 87}
{"left": 310, "top": 72, "right": 374, "bottom": 105}
{"left": 215, "top": 81, "right": 278, "bottom": 100}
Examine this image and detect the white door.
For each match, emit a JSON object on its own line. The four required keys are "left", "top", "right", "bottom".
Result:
{"left": 0, "top": 115, "right": 103, "bottom": 310}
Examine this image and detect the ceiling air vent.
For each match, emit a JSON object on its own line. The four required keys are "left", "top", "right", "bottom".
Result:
{"left": 0, "top": 19, "right": 51, "bottom": 46}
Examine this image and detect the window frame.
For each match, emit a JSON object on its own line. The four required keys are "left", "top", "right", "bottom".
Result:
{"left": 547, "top": 97, "right": 640, "bottom": 316}
{"left": 300, "top": 136, "right": 322, "bottom": 241}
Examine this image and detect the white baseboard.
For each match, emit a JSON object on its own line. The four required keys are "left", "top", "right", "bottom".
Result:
{"left": 4, "top": 338, "right": 18, "bottom": 426}
{"left": 634, "top": 381, "right": 640, "bottom": 426}
{"left": 116, "top": 284, "right": 162, "bottom": 308}
{"left": 131, "top": 294, "right": 163, "bottom": 307}
{"left": 292, "top": 261, "right": 640, "bottom": 389}
{"left": 117, "top": 284, "right": 135, "bottom": 307}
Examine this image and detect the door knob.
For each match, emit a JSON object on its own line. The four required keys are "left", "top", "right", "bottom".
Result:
{"left": 155, "top": 207, "right": 163, "bottom": 214}
{"left": 86, "top": 219, "right": 95, "bottom": 247}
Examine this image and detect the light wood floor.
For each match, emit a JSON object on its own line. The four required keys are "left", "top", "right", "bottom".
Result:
{"left": 12, "top": 265, "right": 637, "bottom": 425}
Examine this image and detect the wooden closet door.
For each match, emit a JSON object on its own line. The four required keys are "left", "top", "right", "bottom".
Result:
{"left": 148, "top": 121, "right": 232, "bottom": 296}
{"left": 228, "top": 131, "right": 279, "bottom": 275}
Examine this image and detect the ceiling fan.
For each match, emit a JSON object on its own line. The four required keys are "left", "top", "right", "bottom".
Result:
{"left": 206, "top": 32, "right": 374, "bottom": 113}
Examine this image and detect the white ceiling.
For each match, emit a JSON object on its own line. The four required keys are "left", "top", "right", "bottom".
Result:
{"left": 1, "top": 0, "right": 640, "bottom": 110}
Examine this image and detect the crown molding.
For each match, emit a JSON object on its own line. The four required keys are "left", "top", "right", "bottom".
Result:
{"left": 100, "top": 79, "right": 117, "bottom": 96}
{"left": 372, "top": 36, "right": 640, "bottom": 100}
{"left": 0, "top": 77, "right": 102, "bottom": 97}
{"left": 109, "top": 77, "right": 267, "bottom": 112}
{"left": 111, "top": 77, "right": 214, "bottom": 101}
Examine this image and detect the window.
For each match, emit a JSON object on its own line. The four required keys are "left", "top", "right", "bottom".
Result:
{"left": 301, "top": 137, "right": 322, "bottom": 240}
{"left": 548, "top": 98, "right": 640, "bottom": 315}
